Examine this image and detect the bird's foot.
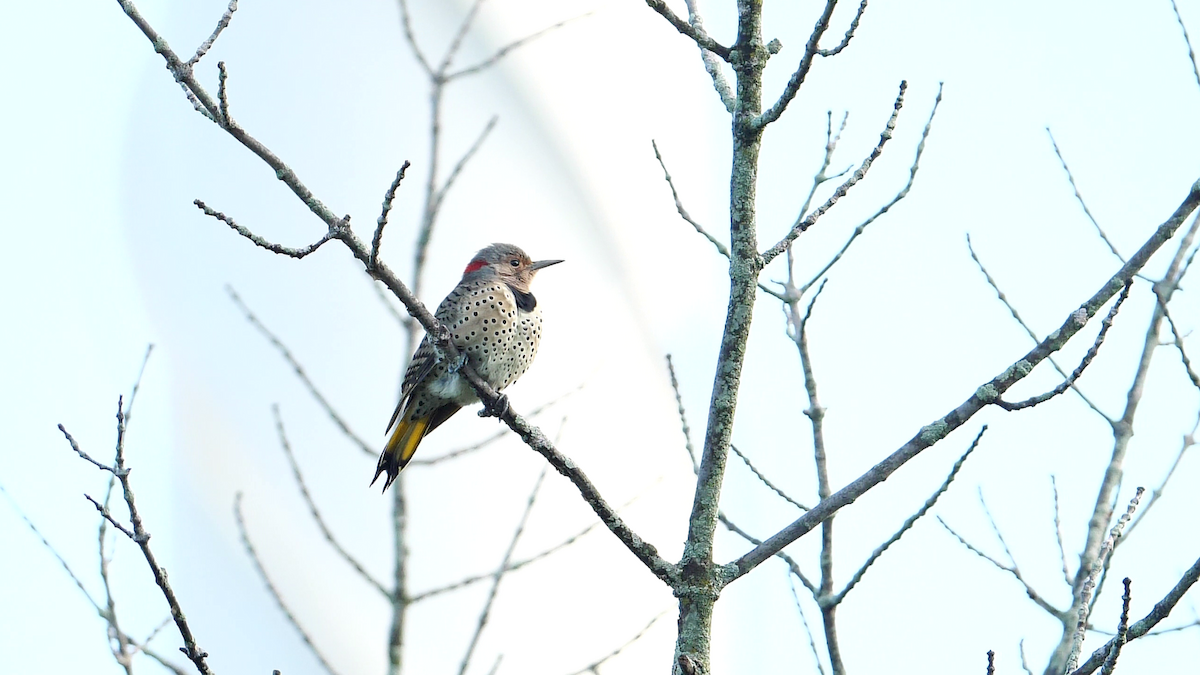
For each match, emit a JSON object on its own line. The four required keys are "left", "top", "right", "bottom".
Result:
{"left": 478, "top": 393, "right": 510, "bottom": 419}
{"left": 446, "top": 353, "right": 468, "bottom": 374}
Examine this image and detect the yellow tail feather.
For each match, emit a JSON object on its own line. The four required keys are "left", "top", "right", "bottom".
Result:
{"left": 372, "top": 409, "right": 430, "bottom": 492}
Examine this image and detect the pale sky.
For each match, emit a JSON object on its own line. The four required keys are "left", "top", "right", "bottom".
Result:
{"left": 2, "top": 1, "right": 1199, "bottom": 673}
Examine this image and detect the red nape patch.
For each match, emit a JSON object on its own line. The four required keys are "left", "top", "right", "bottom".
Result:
{"left": 463, "top": 259, "right": 488, "bottom": 275}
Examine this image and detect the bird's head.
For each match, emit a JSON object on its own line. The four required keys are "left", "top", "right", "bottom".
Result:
{"left": 461, "top": 243, "right": 562, "bottom": 292}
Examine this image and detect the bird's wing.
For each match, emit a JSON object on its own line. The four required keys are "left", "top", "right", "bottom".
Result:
{"left": 385, "top": 335, "right": 439, "bottom": 433}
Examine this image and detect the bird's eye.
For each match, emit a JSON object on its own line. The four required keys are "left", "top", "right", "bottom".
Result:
{"left": 510, "top": 259, "right": 520, "bottom": 267}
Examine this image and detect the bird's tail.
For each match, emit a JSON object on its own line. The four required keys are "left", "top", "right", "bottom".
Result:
{"left": 372, "top": 402, "right": 460, "bottom": 492}
{"left": 372, "top": 406, "right": 430, "bottom": 492}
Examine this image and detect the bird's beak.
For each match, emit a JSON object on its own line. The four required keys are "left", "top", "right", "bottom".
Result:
{"left": 530, "top": 259, "right": 564, "bottom": 271}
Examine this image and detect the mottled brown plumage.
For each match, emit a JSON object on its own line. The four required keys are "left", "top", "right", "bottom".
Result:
{"left": 372, "top": 243, "right": 562, "bottom": 491}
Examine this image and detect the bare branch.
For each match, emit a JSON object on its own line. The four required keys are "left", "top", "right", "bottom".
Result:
{"left": 1066, "top": 488, "right": 1144, "bottom": 672}
{"left": 450, "top": 14, "right": 593, "bottom": 80}
{"left": 235, "top": 493, "right": 340, "bottom": 675}
{"left": 653, "top": 141, "right": 786, "bottom": 301}
{"left": 643, "top": 0, "right": 731, "bottom": 60}
{"left": 1047, "top": 129, "right": 1125, "bottom": 263}
{"left": 1070, "top": 552, "right": 1200, "bottom": 675}
{"left": 788, "top": 574, "right": 828, "bottom": 675}
{"left": 1172, "top": 0, "right": 1200, "bottom": 91}
{"left": 217, "top": 61, "right": 231, "bottom": 125}
{"left": 562, "top": 612, "right": 668, "bottom": 675}
{"left": 0, "top": 482, "right": 101, "bottom": 613}
{"left": 85, "top": 494, "right": 137, "bottom": 541}
{"left": 966, "top": 234, "right": 1112, "bottom": 419}
{"left": 273, "top": 406, "right": 389, "bottom": 597}
{"left": 196, "top": 200, "right": 334, "bottom": 259}
{"left": 997, "top": 281, "right": 1131, "bottom": 411}
{"left": 438, "top": 0, "right": 487, "bottom": 75}
{"left": 396, "top": 0, "right": 434, "bottom": 74}
{"left": 409, "top": 516, "right": 603, "bottom": 603}
{"left": 666, "top": 354, "right": 699, "bottom": 471}
{"left": 683, "top": 0, "right": 735, "bottom": 112}
{"left": 1124, "top": 410, "right": 1199, "bottom": 543}
{"left": 653, "top": 140, "right": 729, "bottom": 258}
{"left": 371, "top": 161, "right": 413, "bottom": 270}
{"left": 816, "top": 0, "right": 868, "bottom": 57}
{"left": 458, "top": 470, "right": 546, "bottom": 675}
{"left": 1099, "top": 578, "right": 1133, "bottom": 675}
{"left": 730, "top": 444, "right": 808, "bottom": 511}
{"left": 1052, "top": 476, "right": 1073, "bottom": 585}
{"left": 1157, "top": 297, "right": 1200, "bottom": 391}
{"left": 761, "top": 81, "right": 907, "bottom": 265}
{"left": 432, "top": 117, "right": 496, "bottom": 212}
{"left": 754, "top": 0, "right": 843, "bottom": 128}
{"left": 939, "top": 517, "right": 1067, "bottom": 621}
{"left": 187, "top": 0, "right": 238, "bottom": 66}
{"left": 718, "top": 513, "right": 817, "bottom": 594}
{"left": 832, "top": 426, "right": 986, "bottom": 604}
{"left": 62, "top": 382, "right": 214, "bottom": 673}
{"left": 796, "top": 85, "right": 942, "bottom": 293}
{"left": 226, "top": 286, "right": 375, "bottom": 457}
{"left": 729, "top": 180, "right": 1200, "bottom": 582}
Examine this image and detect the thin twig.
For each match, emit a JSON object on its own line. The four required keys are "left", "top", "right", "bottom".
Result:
{"left": 1099, "top": 578, "right": 1133, "bottom": 675}
{"left": 643, "top": 0, "right": 731, "bottom": 59}
{"left": 939, "top": 517, "right": 1067, "bottom": 621}
{"left": 458, "top": 470, "right": 547, "bottom": 675}
{"left": 754, "top": 0, "right": 844, "bottom": 128}
{"left": 666, "top": 354, "right": 699, "bottom": 471}
{"left": 561, "top": 612, "right": 668, "bottom": 675}
{"left": 816, "top": 0, "right": 868, "bottom": 57}
{"left": 371, "top": 161, "right": 412, "bottom": 270}
{"left": 1066, "top": 488, "right": 1145, "bottom": 672}
{"left": 273, "top": 406, "right": 389, "bottom": 596}
{"left": 832, "top": 426, "right": 987, "bottom": 604}
{"left": 1052, "top": 476, "right": 1073, "bottom": 585}
{"left": 1157, "top": 298, "right": 1200, "bottom": 390}
{"left": 730, "top": 444, "right": 808, "bottom": 511}
{"left": 226, "top": 286, "right": 375, "bottom": 457}
{"left": 731, "top": 180, "right": 1200, "bottom": 580}
{"left": 235, "top": 493, "right": 341, "bottom": 675}
{"left": 1070, "top": 552, "right": 1200, "bottom": 674}
{"left": 966, "top": 234, "right": 1112, "bottom": 419}
{"left": 196, "top": 200, "right": 334, "bottom": 259}
{"left": 762, "top": 81, "right": 907, "bottom": 265}
{"left": 796, "top": 85, "right": 942, "bottom": 294}
{"left": 1124, "top": 409, "right": 1199, "bottom": 543}
{"left": 1172, "top": 0, "right": 1200, "bottom": 91}
{"left": 396, "top": 0, "right": 433, "bottom": 74}
{"left": 652, "top": 140, "right": 729, "bottom": 258}
{"left": 449, "top": 14, "right": 593, "bottom": 80}
{"left": 1047, "top": 129, "right": 1124, "bottom": 263}
{"left": 789, "top": 574, "right": 828, "bottom": 675}
{"left": 997, "top": 281, "right": 1132, "bottom": 411}
{"left": 409, "top": 516, "right": 603, "bottom": 603}
{"left": 682, "top": 0, "right": 735, "bottom": 112}
{"left": 188, "top": 0, "right": 238, "bottom": 65}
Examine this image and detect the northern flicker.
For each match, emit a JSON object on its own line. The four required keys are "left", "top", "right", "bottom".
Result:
{"left": 372, "top": 243, "right": 562, "bottom": 491}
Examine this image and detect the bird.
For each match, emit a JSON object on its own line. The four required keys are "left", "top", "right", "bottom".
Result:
{"left": 372, "top": 243, "right": 562, "bottom": 492}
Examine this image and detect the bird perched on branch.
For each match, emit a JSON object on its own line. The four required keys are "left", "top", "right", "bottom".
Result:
{"left": 372, "top": 243, "right": 562, "bottom": 492}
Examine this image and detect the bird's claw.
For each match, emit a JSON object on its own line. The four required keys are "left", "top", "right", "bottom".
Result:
{"left": 478, "top": 393, "right": 510, "bottom": 419}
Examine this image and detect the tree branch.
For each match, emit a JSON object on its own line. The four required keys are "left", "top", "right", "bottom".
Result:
{"left": 644, "top": 0, "right": 732, "bottom": 60}
{"left": 761, "top": 81, "right": 906, "bottom": 265}
{"left": 727, "top": 175, "right": 1200, "bottom": 583}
